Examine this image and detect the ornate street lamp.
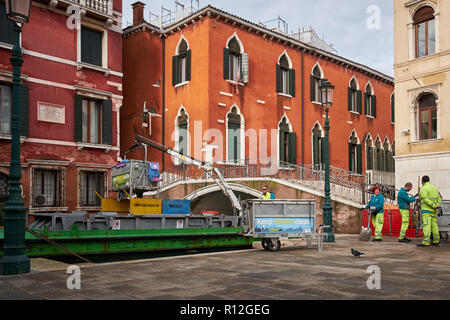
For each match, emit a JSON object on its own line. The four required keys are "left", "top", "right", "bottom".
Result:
{"left": 320, "top": 79, "right": 335, "bottom": 243}
{"left": 0, "top": 0, "right": 32, "bottom": 275}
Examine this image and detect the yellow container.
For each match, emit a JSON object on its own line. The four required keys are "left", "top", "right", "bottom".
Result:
{"left": 101, "top": 198, "right": 130, "bottom": 214}
{"left": 130, "top": 198, "right": 162, "bottom": 215}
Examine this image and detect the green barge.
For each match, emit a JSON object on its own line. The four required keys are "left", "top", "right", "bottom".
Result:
{"left": 0, "top": 212, "right": 256, "bottom": 258}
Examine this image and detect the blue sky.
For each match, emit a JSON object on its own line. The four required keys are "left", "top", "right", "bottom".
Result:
{"left": 122, "top": 0, "right": 394, "bottom": 76}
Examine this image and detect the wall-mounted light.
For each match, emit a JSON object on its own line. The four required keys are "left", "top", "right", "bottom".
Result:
{"left": 152, "top": 79, "right": 161, "bottom": 88}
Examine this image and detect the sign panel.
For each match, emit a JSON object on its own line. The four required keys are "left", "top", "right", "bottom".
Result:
{"left": 112, "top": 173, "right": 130, "bottom": 190}
{"left": 112, "top": 219, "right": 121, "bottom": 230}
{"left": 37, "top": 102, "right": 65, "bottom": 124}
{"left": 254, "top": 217, "right": 314, "bottom": 235}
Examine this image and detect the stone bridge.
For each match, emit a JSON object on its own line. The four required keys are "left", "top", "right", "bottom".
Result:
{"left": 145, "top": 162, "right": 396, "bottom": 234}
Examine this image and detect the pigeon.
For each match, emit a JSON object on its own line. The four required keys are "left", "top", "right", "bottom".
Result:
{"left": 351, "top": 248, "right": 365, "bottom": 257}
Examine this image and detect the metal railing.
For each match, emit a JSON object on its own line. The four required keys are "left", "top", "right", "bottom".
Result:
{"left": 66, "top": 0, "right": 113, "bottom": 16}
{"left": 366, "top": 170, "right": 395, "bottom": 187}
{"left": 157, "top": 159, "right": 380, "bottom": 205}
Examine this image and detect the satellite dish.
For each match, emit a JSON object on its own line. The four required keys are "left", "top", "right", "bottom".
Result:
{"left": 34, "top": 195, "right": 46, "bottom": 206}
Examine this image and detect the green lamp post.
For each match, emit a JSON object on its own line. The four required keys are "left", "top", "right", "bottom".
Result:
{"left": 320, "top": 78, "right": 335, "bottom": 243}
{"left": 0, "top": 0, "right": 32, "bottom": 275}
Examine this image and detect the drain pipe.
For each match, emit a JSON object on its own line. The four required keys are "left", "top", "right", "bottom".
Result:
{"left": 162, "top": 35, "right": 166, "bottom": 171}
{"left": 301, "top": 47, "right": 305, "bottom": 166}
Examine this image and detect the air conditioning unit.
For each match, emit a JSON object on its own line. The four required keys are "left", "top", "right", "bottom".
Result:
{"left": 34, "top": 195, "right": 46, "bottom": 206}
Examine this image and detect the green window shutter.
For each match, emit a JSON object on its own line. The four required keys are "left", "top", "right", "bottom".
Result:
{"left": 186, "top": 50, "right": 191, "bottom": 82}
{"left": 276, "top": 64, "right": 281, "bottom": 93}
{"left": 223, "top": 48, "right": 230, "bottom": 80}
{"left": 227, "top": 122, "right": 240, "bottom": 161}
{"left": 391, "top": 103, "right": 395, "bottom": 123}
{"left": 367, "top": 147, "right": 373, "bottom": 170}
{"left": 19, "top": 83, "right": 29, "bottom": 137}
{"left": 288, "top": 132, "right": 297, "bottom": 165}
{"left": 348, "top": 143, "right": 353, "bottom": 172}
{"left": 74, "top": 95, "right": 83, "bottom": 142}
{"left": 310, "top": 75, "right": 315, "bottom": 101}
{"left": 81, "top": 27, "right": 102, "bottom": 67}
{"left": 279, "top": 131, "right": 285, "bottom": 163}
{"left": 172, "top": 55, "right": 179, "bottom": 86}
{"left": 348, "top": 87, "right": 352, "bottom": 111}
{"left": 102, "top": 99, "right": 113, "bottom": 145}
{"left": 364, "top": 93, "right": 368, "bottom": 115}
{"left": 357, "top": 144, "right": 362, "bottom": 174}
{"left": 289, "top": 69, "right": 295, "bottom": 97}
{"left": 313, "top": 135, "right": 319, "bottom": 165}
{"left": 371, "top": 95, "right": 377, "bottom": 118}
{"left": 357, "top": 90, "right": 362, "bottom": 114}
{"left": 0, "top": 2, "right": 15, "bottom": 45}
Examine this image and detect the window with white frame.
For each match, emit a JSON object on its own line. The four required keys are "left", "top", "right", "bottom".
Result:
{"left": 81, "top": 27, "right": 103, "bottom": 67}
{"left": 364, "top": 84, "right": 376, "bottom": 118}
{"left": 32, "top": 168, "right": 63, "bottom": 208}
{"left": 0, "top": 84, "right": 12, "bottom": 135}
{"left": 414, "top": 6, "right": 436, "bottom": 59}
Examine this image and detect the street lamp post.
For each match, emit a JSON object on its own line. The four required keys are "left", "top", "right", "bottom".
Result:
{"left": 320, "top": 79, "right": 335, "bottom": 243}
{"left": 0, "top": 0, "right": 32, "bottom": 275}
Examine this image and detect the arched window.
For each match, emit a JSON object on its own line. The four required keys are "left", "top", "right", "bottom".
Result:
{"left": 276, "top": 53, "right": 295, "bottom": 96}
{"left": 365, "top": 134, "right": 374, "bottom": 171}
{"left": 172, "top": 38, "right": 191, "bottom": 86}
{"left": 312, "top": 123, "right": 324, "bottom": 168}
{"left": 418, "top": 93, "right": 437, "bottom": 140}
{"left": 227, "top": 107, "right": 242, "bottom": 163}
{"left": 348, "top": 77, "right": 361, "bottom": 113}
{"left": 414, "top": 6, "right": 435, "bottom": 58}
{"left": 391, "top": 93, "right": 395, "bottom": 123}
{"left": 310, "top": 65, "right": 322, "bottom": 103}
{"left": 226, "top": 37, "right": 241, "bottom": 82}
{"left": 176, "top": 108, "right": 189, "bottom": 159}
{"left": 348, "top": 131, "right": 362, "bottom": 174}
{"left": 383, "top": 139, "right": 390, "bottom": 172}
{"left": 364, "top": 84, "right": 376, "bottom": 118}
{"left": 279, "top": 116, "right": 296, "bottom": 165}
{"left": 374, "top": 137, "right": 383, "bottom": 171}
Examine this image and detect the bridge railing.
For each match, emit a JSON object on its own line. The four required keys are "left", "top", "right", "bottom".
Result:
{"left": 158, "top": 159, "right": 396, "bottom": 205}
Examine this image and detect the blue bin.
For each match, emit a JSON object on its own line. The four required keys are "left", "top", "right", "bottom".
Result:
{"left": 162, "top": 199, "right": 191, "bottom": 215}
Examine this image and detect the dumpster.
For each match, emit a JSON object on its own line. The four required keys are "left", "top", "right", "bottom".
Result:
{"left": 162, "top": 199, "right": 191, "bottom": 215}
{"left": 242, "top": 199, "right": 317, "bottom": 251}
{"left": 111, "top": 159, "right": 159, "bottom": 199}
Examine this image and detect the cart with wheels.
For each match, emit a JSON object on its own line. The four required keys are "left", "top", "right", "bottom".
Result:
{"left": 438, "top": 200, "right": 450, "bottom": 242}
{"left": 242, "top": 199, "right": 317, "bottom": 252}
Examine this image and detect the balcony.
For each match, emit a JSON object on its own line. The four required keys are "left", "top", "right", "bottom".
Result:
{"left": 45, "top": 0, "right": 114, "bottom": 23}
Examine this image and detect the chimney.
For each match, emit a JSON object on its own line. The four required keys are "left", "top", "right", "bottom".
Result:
{"left": 132, "top": 1, "right": 146, "bottom": 26}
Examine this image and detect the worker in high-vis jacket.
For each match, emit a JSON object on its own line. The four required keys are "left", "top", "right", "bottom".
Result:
{"left": 261, "top": 186, "right": 274, "bottom": 200}
{"left": 365, "top": 185, "right": 385, "bottom": 242}
{"left": 397, "top": 182, "right": 417, "bottom": 243}
{"left": 417, "top": 176, "right": 442, "bottom": 247}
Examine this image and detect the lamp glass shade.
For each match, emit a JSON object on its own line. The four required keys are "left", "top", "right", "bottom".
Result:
{"left": 320, "top": 80, "right": 335, "bottom": 107}
{"left": 5, "top": 0, "right": 32, "bottom": 24}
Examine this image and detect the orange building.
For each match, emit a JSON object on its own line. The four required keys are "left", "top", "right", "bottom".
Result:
{"left": 122, "top": 3, "right": 394, "bottom": 178}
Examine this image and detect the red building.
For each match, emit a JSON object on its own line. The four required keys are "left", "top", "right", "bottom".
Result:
{"left": 123, "top": 4, "right": 394, "bottom": 179}
{"left": 0, "top": 0, "right": 122, "bottom": 219}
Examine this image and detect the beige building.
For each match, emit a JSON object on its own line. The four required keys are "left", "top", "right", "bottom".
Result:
{"left": 394, "top": 0, "right": 450, "bottom": 198}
